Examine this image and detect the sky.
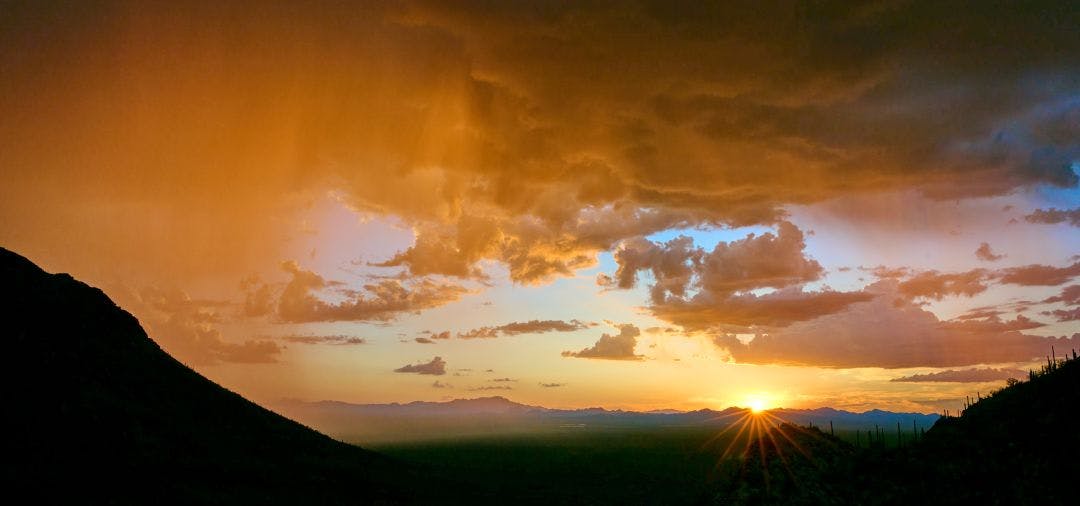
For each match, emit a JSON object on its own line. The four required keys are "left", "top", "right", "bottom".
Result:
{"left": 1, "top": 1, "right": 1078, "bottom": 414}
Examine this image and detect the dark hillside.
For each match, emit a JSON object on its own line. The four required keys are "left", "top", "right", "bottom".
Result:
{"left": 1, "top": 247, "right": 426, "bottom": 504}
{"left": 878, "top": 353, "right": 1080, "bottom": 505}
{"left": 714, "top": 350, "right": 1080, "bottom": 505}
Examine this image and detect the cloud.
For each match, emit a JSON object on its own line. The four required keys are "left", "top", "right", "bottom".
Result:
{"left": 457, "top": 319, "right": 588, "bottom": 339}
{"left": 488, "top": 378, "right": 516, "bottom": 383}
{"left": 468, "top": 385, "right": 513, "bottom": 391}
{"left": 5, "top": 1, "right": 1080, "bottom": 350}
{"left": 280, "top": 335, "right": 365, "bottom": 345}
{"left": 394, "top": 356, "right": 447, "bottom": 375}
{"left": 975, "top": 242, "right": 1005, "bottom": 262}
{"left": 651, "top": 287, "right": 873, "bottom": 330}
{"left": 431, "top": 380, "right": 453, "bottom": 389}
{"left": 713, "top": 281, "right": 1069, "bottom": 368}
{"left": 614, "top": 222, "right": 823, "bottom": 304}
{"left": 862, "top": 266, "right": 911, "bottom": 279}
{"left": 605, "top": 222, "right": 870, "bottom": 330}
{"left": 997, "top": 262, "right": 1080, "bottom": 286}
{"left": 890, "top": 368, "right": 1027, "bottom": 383}
{"left": 1039, "top": 285, "right": 1080, "bottom": 321}
{"left": 277, "top": 260, "right": 469, "bottom": 323}
{"left": 1042, "top": 307, "right": 1080, "bottom": 322}
{"left": 415, "top": 337, "right": 435, "bottom": 344}
{"left": 539, "top": 382, "right": 565, "bottom": 388}
{"left": 562, "top": 324, "right": 643, "bottom": 361}
{"left": 1025, "top": 207, "right": 1080, "bottom": 227}
{"left": 128, "top": 286, "right": 280, "bottom": 365}
{"left": 898, "top": 269, "right": 991, "bottom": 299}
{"left": 1043, "top": 285, "right": 1080, "bottom": 305}
{"left": 240, "top": 275, "right": 275, "bottom": 317}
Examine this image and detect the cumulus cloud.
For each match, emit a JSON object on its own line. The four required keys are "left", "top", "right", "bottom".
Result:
{"left": 1025, "top": 207, "right": 1080, "bottom": 227}
{"left": 5, "top": 1, "right": 1080, "bottom": 389}
{"left": 562, "top": 324, "right": 643, "bottom": 361}
{"left": 457, "top": 319, "right": 588, "bottom": 339}
{"left": 5, "top": 1, "right": 1080, "bottom": 346}
{"left": 890, "top": 368, "right": 1027, "bottom": 383}
{"left": 394, "top": 356, "right": 447, "bottom": 375}
{"left": 713, "top": 281, "right": 1069, "bottom": 368}
{"left": 277, "top": 260, "right": 469, "bottom": 323}
{"left": 975, "top": 242, "right": 1005, "bottom": 262}
{"left": 606, "top": 222, "right": 870, "bottom": 330}
{"left": 615, "top": 222, "right": 823, "bottom": 304}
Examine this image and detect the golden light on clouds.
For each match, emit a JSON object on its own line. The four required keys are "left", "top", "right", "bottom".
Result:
{"left": 0, "top": 1, "right": 1077, "bottom": 413}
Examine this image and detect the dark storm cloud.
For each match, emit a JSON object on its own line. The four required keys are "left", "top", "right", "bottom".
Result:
{"left": 2, "top": 0, "right": 1078, "bottom": 350}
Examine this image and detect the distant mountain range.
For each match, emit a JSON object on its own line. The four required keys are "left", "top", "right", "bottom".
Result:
{"left": 273, "top": 396, "right": 939, "bottom": 444}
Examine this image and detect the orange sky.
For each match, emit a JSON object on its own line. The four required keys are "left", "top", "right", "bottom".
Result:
{"left": 2, "top": 1, "right": 1078, "bottom": 414}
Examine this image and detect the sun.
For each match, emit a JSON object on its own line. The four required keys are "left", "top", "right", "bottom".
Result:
{"left": 747, "top": 397, "right": 769, "bottom": 414}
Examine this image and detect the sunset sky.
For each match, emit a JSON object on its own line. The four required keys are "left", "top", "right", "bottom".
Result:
{"left": 2, "top": 1, "right": 1077, "bottom": 414}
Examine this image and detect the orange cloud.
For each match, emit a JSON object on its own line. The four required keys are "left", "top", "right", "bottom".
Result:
{"left": 653, "top": 288, "right": 873, "bottom": 330}
{"left": 975, "top": 242, "right": 1005, "bottom": 262}
{"left": 714, "top": 281, "right": 1068, "bottom": 368}
{"left": 457, "top": 319, "right": 588, "bottom": 339}
{"left": 4, "top": 1, "right": 1077, "bottom": 304}
{"left": 562, "top": 324, "right": 644, "bottom": 361}
{"left": 276, "top": 261, "right": 468, "bottom": 323}
{"left": 1025, "top": 207, "right": 1080, "bottom": 227}
{"left": 280, "top": 335, "right": 365, "bottom": 346}
{"left": 898, "top": 269, "right": 992, "bottom": 300}
{"left": 889, "top": 368, "right": 1027, "bottom": 383}
{"left": 126, "top": 286, "right": 279, "bottom": 365}
{"left": 394, "top": 356, "right": 447, "bottom": 375}
{"left": 998, "top": 262, "right": 1080, "bottom": 287}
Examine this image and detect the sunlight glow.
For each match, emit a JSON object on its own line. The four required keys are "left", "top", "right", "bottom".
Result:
{"left": 748, "top": 397, "right": 768, "bottom": 413}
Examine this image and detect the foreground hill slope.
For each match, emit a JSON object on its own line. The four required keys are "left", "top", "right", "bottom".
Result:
{"left": 713, "top": 350, "right": 1080, "bottom": 505}
{"left": 2, "top": 247, "right": 424, "bottom": 504}
{"left": 873, "top": 353, "right": 1080, "bottom": 505}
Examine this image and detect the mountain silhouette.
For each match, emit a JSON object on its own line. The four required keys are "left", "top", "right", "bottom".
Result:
{"left": 275, "top": 396, "right": 937, "bottom": 445}
{"left": 2, "top": 247, "right": 431, "bottom": 504}
{"left": 712, "top": 347, "right": 1080, "bottom": 505}
{"left": 858, "top": 351, "right": 1080, "bottom": 505}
